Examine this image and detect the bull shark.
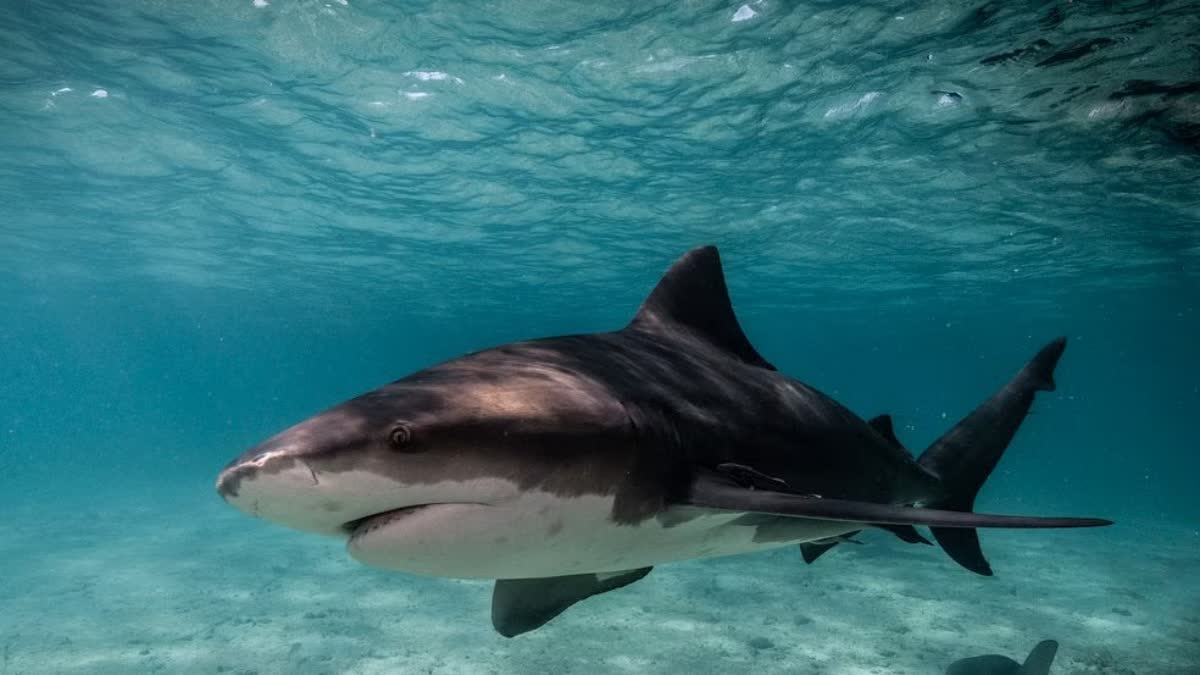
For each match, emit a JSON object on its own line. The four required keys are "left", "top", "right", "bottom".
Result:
{"left": 215, "top": 246, "right": 1111, "bottom": 637}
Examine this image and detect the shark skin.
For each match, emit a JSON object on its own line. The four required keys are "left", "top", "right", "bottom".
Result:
{"left": 215, "top": 246, "right": 1111, "bottom": 637}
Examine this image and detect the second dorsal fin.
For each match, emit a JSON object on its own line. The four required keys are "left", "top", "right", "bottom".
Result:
{"left": 868, "top": 414, "right": 905, "bottom": 450}
{"left": 627, "top": 246, "right": 774, "bottom": 370}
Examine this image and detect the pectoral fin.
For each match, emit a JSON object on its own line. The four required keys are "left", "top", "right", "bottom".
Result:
{"left": 1020, "top": 640, "right": 1059, "bottom": 675}
{"left": 491, "top": 568, "right": 652, "bottom": 637}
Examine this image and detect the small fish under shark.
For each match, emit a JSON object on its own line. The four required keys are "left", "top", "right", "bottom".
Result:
{"left": 215, "top": 246, "right": 1111, "bottom": 637}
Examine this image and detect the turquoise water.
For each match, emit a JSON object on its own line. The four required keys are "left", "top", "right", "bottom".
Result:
{"left": 1, "top": 1, "right": 1198, "bottom": 673}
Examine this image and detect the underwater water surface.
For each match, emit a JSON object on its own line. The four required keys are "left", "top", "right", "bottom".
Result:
{"left": 1, "top": 0, "right": 1198, "bottom": 673}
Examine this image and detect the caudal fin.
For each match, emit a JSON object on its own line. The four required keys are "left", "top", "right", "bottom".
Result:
{"left": 917, "top": 337, "right": 1069, "bottom": 576}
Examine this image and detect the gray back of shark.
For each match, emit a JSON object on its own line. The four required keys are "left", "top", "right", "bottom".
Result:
{"left": 216, "top": 246, "right": 1110, "bottom": 637}
{"left": 946, "top": 640, "right": 1059, "bottom": 675}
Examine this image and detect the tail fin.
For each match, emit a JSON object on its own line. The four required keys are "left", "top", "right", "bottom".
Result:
{"left": 917, "top": 337, "right": 1068, "bottom": 576}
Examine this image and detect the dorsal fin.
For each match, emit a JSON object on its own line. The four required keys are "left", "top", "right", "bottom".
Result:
{"left": 627, "top": 246, "right": 774, "bottom": 370}
{"left": 868, "top": 414, "right": 905, "bottom": 450}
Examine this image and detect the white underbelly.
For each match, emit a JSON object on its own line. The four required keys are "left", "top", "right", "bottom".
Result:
{"left": 346, "top": 490, "right": 858, "bottom": 579}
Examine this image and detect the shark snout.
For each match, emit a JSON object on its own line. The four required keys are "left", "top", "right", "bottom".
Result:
{"left": 215, "top": 462, "right": 245, "bottom": 501}
{"left": 214, "top": 433, "right": 355, "bottom": 535}
{"left": 216, "top": 435, "right": 308, "bottom": 496}
{"left": 215, "top": 422, "right": 430, "bottom": 537}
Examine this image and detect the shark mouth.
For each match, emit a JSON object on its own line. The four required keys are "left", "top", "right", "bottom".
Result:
{"left": 343, "top": 505, "right": 434, "bottom": 538}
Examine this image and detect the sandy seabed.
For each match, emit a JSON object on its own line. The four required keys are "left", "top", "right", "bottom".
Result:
{"left": 1, "top": 492, "right": 1196, "bottom": 675}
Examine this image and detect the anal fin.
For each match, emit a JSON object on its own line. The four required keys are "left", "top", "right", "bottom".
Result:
{"left": 799, "top": 526, "right": 927, "bottom": 565}
{"left": 800, "top": 540, "right": 843, "bottom": 564}
{"left": 877, "top": 523, "right": 933, "bottom": 546}
{"left": 491, "top": 568, "right": 652, "bottom": 637}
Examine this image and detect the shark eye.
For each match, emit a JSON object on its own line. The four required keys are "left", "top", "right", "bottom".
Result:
{"left": 388, "top": 424, "right": 414, "bottom": 450}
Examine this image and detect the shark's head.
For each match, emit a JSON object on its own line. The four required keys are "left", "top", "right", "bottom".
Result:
{"left": 215, "top": 344, "right": 634, "bottom": 540}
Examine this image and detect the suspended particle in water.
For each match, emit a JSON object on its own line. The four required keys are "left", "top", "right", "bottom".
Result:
{"left": 732, "top": 5, "right": 756, "bottom": 22}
